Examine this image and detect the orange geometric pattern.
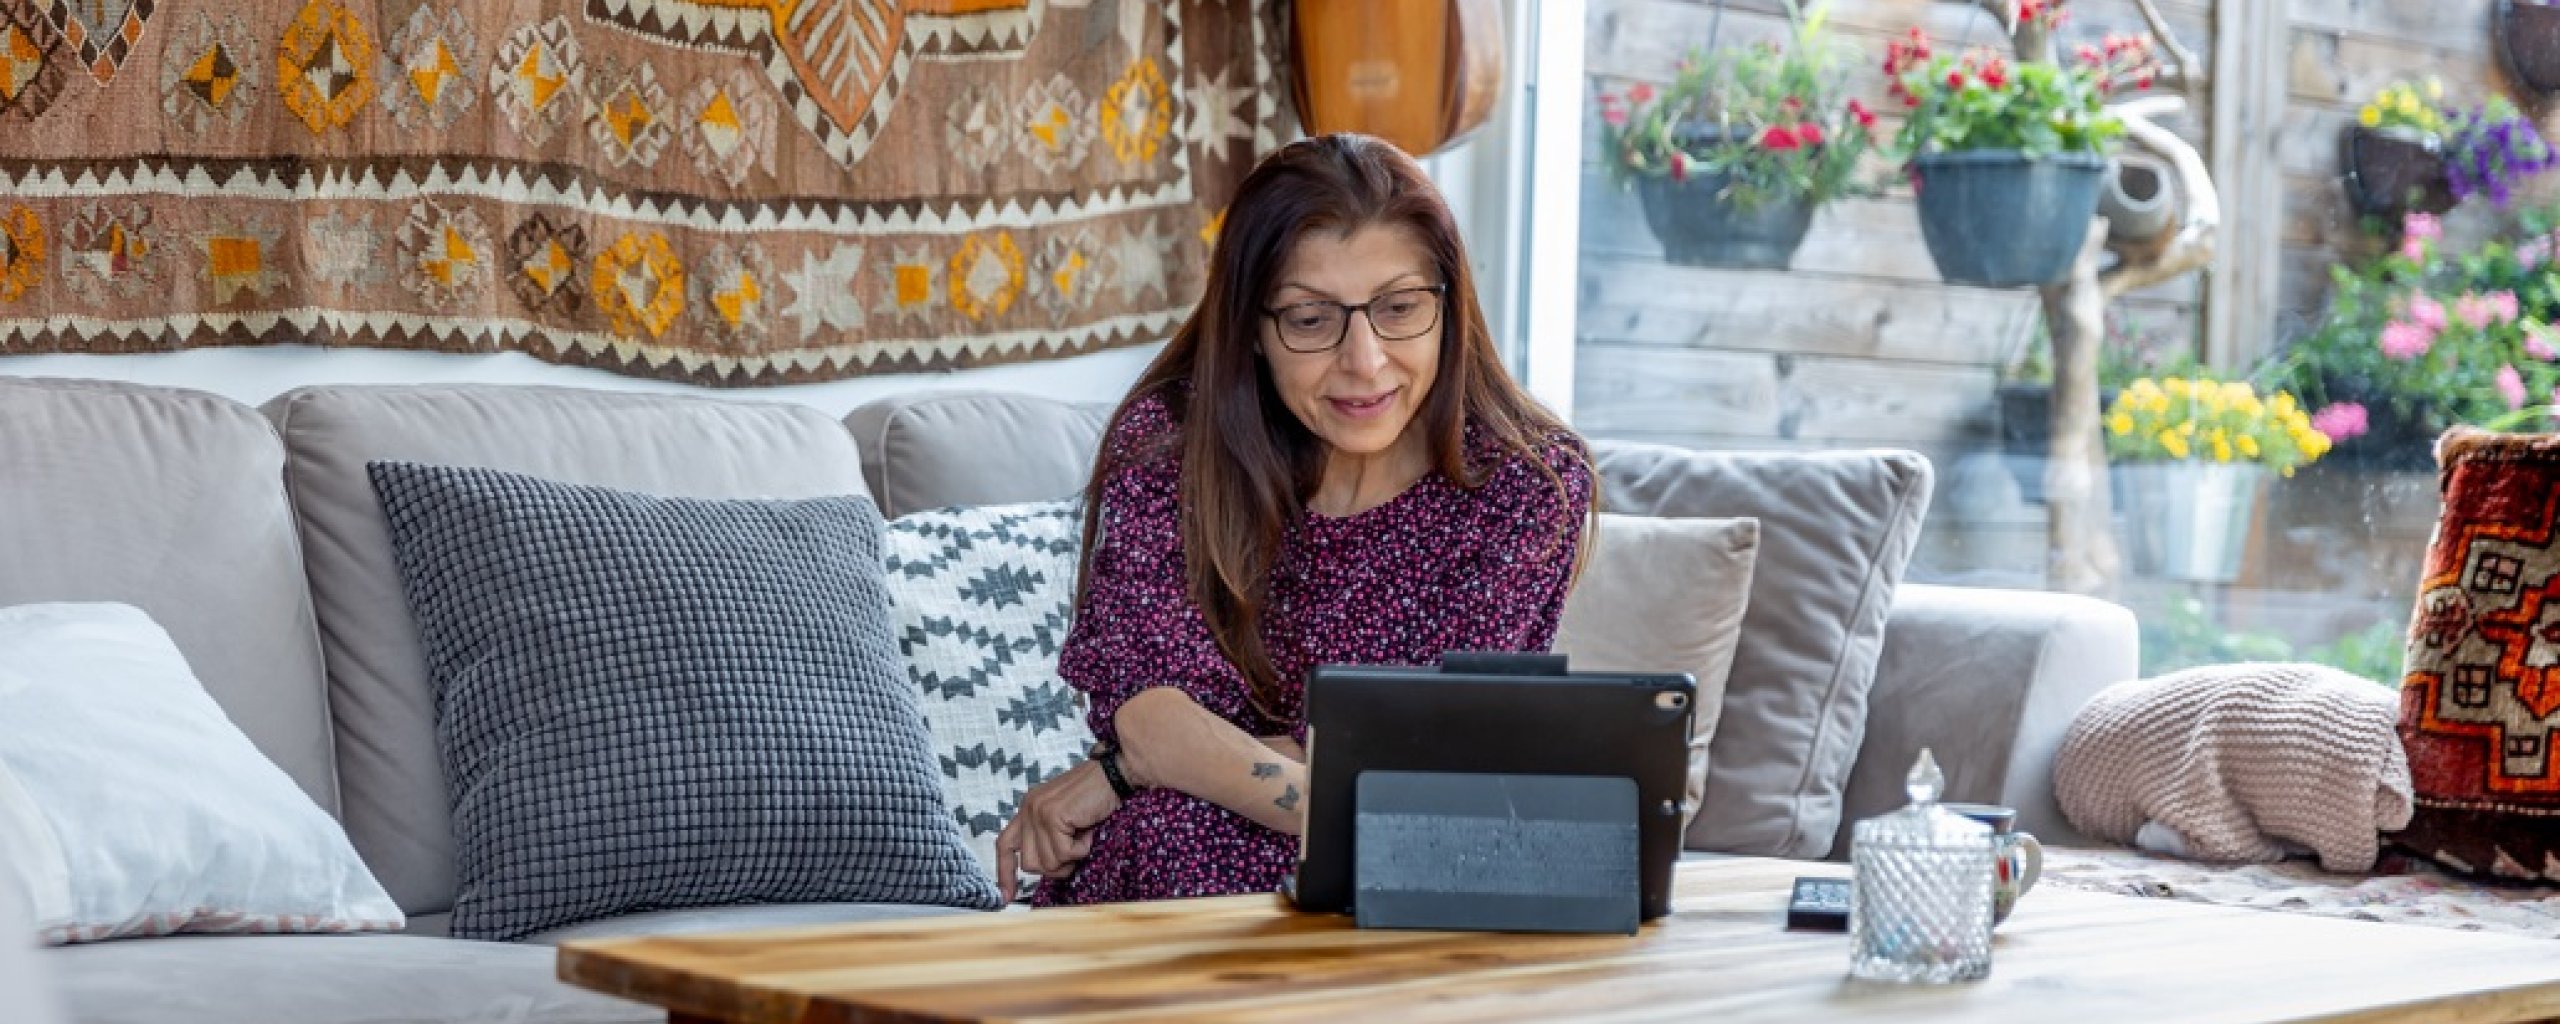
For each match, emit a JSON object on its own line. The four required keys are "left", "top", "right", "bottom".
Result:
{"left": 2397, "top": 428, "right": 2560, "bottom": 881}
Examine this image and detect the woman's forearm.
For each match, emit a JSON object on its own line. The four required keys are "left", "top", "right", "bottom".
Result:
{"left": 1112, "top": 687, "right": 1308, "bottom": 835}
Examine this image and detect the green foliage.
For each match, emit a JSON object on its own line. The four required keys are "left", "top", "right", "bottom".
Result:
{"left": 2140, "top": 598, "right": 2406, "bottom": 686}
{"left": 1597, "top": 0, "right": 1875, "bottom": 209}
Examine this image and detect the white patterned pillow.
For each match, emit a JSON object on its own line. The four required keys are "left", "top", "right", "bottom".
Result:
{"left": 882, "top": 499, "right": 1093, "bottom": 877}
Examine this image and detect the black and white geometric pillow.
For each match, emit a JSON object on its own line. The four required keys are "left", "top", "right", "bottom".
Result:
{"left": 881, "top": 499, "right": 1094, "bottom": 876}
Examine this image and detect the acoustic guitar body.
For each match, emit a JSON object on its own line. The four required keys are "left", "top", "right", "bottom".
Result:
{"left": 1292, "top": 0, "right": 1506, "bottom": 158}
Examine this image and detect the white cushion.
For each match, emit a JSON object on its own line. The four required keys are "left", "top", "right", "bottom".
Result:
{"left": 0, "top": 603, "right": 402, "bottom": 944}
{"left": 881, "top": 500, "right": 1094, "bottom": 880}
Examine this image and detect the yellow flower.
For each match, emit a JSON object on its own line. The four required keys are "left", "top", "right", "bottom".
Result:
{"left": 2158, "top": 430, "right": 2190, "bottom": 460}
{"left": 2212, "top": 436, "right": 2234, "bottom": 463}
{"left": 2399, "top": 93, "right": 2421, "bottom": 116}
{"left": 2427, "top": 77, "right": 2445, "bottom": 100}
{"left": 2361, "top": 106, "right": 2382, "bottom": 128}
{"left": 2237, "top": 434, "right": 2261, "bottom": 459}
{"left": 2108, "top": 412, "right": 2134, "bottom": 436}
{"left": 2163, "top": 376, "right": 2189, "bottom": 395}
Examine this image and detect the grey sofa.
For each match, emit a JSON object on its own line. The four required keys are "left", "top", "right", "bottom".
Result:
{"left": 0, "top": 378, "right": 2138, "bottom": 1024}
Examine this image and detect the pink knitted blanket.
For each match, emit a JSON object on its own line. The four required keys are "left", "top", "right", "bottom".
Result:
{"left": 2054, "top": 663, "right": 2413, "bottom": 873}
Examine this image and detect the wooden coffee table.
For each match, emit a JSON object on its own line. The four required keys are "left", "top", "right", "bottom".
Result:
{"left": 557, "top": 856, "right": 2560, "bottom": 1023}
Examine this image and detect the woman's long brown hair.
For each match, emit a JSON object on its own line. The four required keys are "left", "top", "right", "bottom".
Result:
{"left": 1075, "top": 133, "right": 1591, "bottom": 723}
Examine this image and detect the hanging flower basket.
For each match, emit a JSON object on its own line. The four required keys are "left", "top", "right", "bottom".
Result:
{"left": 1911, "top": 150, "right": 2107, "bottom": 288}
{"left": 2340, "top": 126, "right": 2455, "bottom": 217}
{"left": 1633, "top": 128, "right": 1818, "bottom": 270}
{"left": 2498, "top": 0, "right": 2560, "bottom": 96}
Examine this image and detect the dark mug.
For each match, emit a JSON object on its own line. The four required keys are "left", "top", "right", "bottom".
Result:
{"left": 1942, "top": 802, "right": 2042, "bottom": 925}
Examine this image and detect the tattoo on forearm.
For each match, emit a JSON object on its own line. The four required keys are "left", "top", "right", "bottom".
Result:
{"left": 1275, "top": 783, "right": 1300, "bottom": 812}
{"left": 1251, "top": 762, "right": 1281, "bottom": 778}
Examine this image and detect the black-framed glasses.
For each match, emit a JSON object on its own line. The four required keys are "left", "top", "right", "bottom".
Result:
{"left": 1262, "top": 284, "right": 1447, "bottom": 353}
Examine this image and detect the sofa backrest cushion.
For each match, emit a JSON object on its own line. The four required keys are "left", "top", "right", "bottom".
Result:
{"left": 1591, "top": 440, "right": 1932, "bottom": 861}
{"left": 846, "top": 391, "right": 1110, "bottom": 518}
{"left": 0, "top": 378, "right": 336, "bottom": 810}
{"left": 264, "top": 385, "right": 870, "bottom": 916}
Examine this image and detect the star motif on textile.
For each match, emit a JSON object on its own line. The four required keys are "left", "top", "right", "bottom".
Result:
{"left": 782, "top": 243, "right": 866, "bottom": 337}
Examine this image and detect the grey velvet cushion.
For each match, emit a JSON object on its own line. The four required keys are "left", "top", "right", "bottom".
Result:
{"left": 0, "top": 378, "right": 336, "bottom": 809}
{"left": 1551, "top": 514, "right": 1759, "bottom": 846}
{"left": 368, "top": 463, "right": 1000, "bottom": 941}
{"left": 266, "top": 384, "right": 871, "bottom": 916}
{"left": 1590, "top": 441, "right": 1933, "bottom": 860}
{"left": 846, "top": 391, "right": 1110, "bottom": 518}
{"left": 45, "top": 935, "right": 653, "bottom": 1024}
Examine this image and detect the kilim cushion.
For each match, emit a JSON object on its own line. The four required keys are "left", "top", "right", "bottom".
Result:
{"left": 367, "top": 462, "right": 1000, "bottom": 941}
{"left": 881, "top": 499, "right": 1092, "bottom": 878}
{"left": 2393, "top": 427, "right": 2560, "bottom": 882}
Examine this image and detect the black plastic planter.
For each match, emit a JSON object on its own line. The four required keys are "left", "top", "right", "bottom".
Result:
{"left": 1912, "top": 150, "right": 2107, "bottom": 288}
{"left": 2340, "top": 126, "right": 2455, "bottom": 217}
{"left": 1630, "top": 126, "right": 1818, "bottom": 270}
{"left": 1634, "top": 172, "right": 1816, "bottom": 269}
{"left": 2500, "top": 0, "right": 2560, "bottom": 96}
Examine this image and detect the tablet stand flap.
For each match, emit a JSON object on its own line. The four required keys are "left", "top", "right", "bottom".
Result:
{"left": 1351, "top": 771, "right": 1640, "bottom": 935}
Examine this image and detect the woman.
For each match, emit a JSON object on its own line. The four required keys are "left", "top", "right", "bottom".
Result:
{"left": 995, "top": 133, "right": 1595, "bottom": 906}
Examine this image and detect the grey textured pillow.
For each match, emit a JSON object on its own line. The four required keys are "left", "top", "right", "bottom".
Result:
{"left": 367, "top": 463, "right": 1000, "bottom": 941}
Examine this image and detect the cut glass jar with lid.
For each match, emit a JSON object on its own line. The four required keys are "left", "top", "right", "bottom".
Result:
{"left": 1848, "top": 748, "right": 1995, "bottom": 983}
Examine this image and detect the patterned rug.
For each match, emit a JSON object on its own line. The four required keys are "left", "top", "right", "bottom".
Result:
{"left": 0, "top": 0, "right": 1285, "bottom": 384}
{"left": 2041, "top": 846, "right": 2560, "bottom": 940}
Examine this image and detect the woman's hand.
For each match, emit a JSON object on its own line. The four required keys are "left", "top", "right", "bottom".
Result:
{"left": 994, "top": 760, "right": 1122, "bottom": 903}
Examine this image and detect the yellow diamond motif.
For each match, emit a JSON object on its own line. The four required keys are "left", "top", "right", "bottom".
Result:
{"left": 408, "top": 38, "right": 458, "bottom": 107}
{"left": 514, "top": 42, "right": 563, "bottom": 112}
{"left": 698, "top": 88, "right": 743, "bottom": 159}
{"left": 1, "top": 25, "right": 44, "bottom": 102}
{"left": 521, "top": 239, "right": 570, "bottom": 294}
{"left": 605, "top": 90, "right": 652, "bottom": 146}
{"left": 712, "top": 269, "right": 760, "bottom": 326}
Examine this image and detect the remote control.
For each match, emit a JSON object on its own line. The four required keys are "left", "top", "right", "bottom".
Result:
{"left": 1786, "top": 876, "right": 1852, "bottom": 932}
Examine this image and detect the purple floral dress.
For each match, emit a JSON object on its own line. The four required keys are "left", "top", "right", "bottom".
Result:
{"left": 1032, "top": 393, "right": 1592, "bottom": 907}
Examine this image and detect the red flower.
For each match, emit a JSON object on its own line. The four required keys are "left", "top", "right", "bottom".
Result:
{"left": 1982, "top": 59, "right": 2009, "bottom": 90}
{"left": 1670, "top": 150, "right": 1690, "bottom": 182}
{"left": 1847, "top": 98, "right": 1878, "bottom": 128}
{"left": 1797, "top": 123, "right": 1825, "bottom": 147}
{"left": 2136, "top": 70, "right": 2155, "bottom": 90}
{"left": 1761, "top": 125, "right": 1802, "bottom": 151}
{"left": 1628, "top": 82, "right": 1655, "bottom": 105}
{"left": 2076, "top": 43, "right": 2102, "bottom": 65}
{"left": 2019, "top": 0, "right": 2044, "bottom": 21}
{"left": 1948, "top": 69, "right": 1968, "bottom": 90}
{"left": 1602, "top": 105, "right": 1628, "bottom": 127}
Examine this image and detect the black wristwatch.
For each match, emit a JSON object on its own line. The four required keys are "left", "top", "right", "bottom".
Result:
{"left": 1092, "top": 742, "right": 1139, "bottom": 801}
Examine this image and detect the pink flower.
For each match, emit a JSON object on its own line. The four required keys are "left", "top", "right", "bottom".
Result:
{"left": 2409, "top": 294, "right": 2449, "bottom": 331}
{"left": 1761, "top": 125, "right": 1803, "bottom": 151}
{"left": 2523, "top": 239, "right": 2554, "bottom": 270}
{"left": 2456, "top": 293, "right": 2497, "bottom": 330}
{"left": 1602, "top": 105, "right": 1628, "bottom": 127}
{"left": 2500, "top": 364, "right": 2530, "bottom": 410}
{"left": 2402, "top": 234, "right": 2429, "bottom": 263}
{"left": 2380, "top": 320, "right": 2435, "bottom": 360}
{"left": 2311, "top": 402, "right": 2371, "bottom": 442}
{"left": 2528, "top": 324, "right": 2559, "bottom": 361}
{"left": 2493, "top": 290, "right": 2521, "bottom": 324}
{"left": 1628, "top": 82, "right": 1655, "bottom": 105}
{"left": 2404, "top": 212, "right": 2443, "bottom": 242}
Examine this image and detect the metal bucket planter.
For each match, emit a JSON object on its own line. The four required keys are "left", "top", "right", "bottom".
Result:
{"left": 1632, "top": 126, "right": 1817, "bottom": 270}
{"left": 2340, "top": 126, "right": 2455, "bottom": 217}
{"left": 2117, "top": 461, "right": 2269, "bottom": 584}
{"left": 1912, "top": 150, "right": 2107, "bottom": 288}
{"left": 2499, "top": 0, "right": 2560, "bottom": 96}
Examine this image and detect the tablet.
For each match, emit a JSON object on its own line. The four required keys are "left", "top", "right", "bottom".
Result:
{"left": 1286, "top": 655, "right": 1696, "bottom": 921}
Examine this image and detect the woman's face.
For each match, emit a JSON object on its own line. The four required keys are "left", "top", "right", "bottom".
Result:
{"left": 1258, "top": 223, "right": 1443, "bottom": 459}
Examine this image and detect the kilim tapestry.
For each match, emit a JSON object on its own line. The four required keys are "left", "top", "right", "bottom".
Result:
{"left": 2393, "top": 426, "right": 2560, "bottom": 883}
{"left": 0, "top": 0, "right": 1286, "bottom": 384}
